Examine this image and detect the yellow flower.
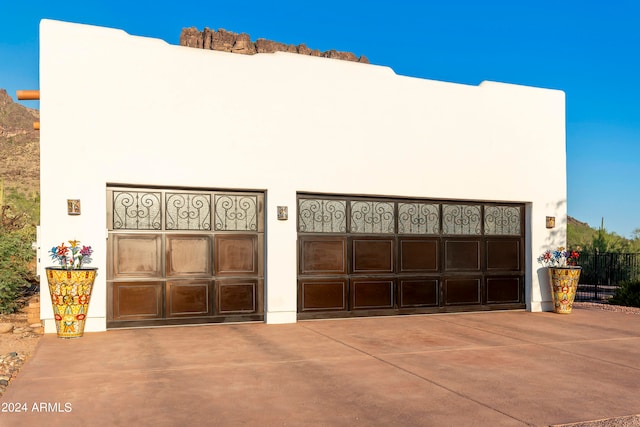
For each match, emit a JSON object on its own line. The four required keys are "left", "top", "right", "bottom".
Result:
{"left": 68, "top": 239, "right": 80, "bottom": 248}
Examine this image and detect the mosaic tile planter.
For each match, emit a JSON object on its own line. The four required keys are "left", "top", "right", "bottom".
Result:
{"left": 548, "top": 266, "right": 581, "bottom": 314}
{"left": 45, "top": 268, "right": 97, "bottom": 338}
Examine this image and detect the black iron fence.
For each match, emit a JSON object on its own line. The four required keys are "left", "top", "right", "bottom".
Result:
{"left": 575, "top": 252, "right": 640, "bottom": 301}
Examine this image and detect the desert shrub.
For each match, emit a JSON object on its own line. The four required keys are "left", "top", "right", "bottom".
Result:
{"left": 4, "top": 191, "right": 39, "bottom": 225}
{"left": 2, "top": 191, "right": 39, "bottom": 229}
{"left": 0, "top": 225, "right": 37, "bottom": 313}
{"left": 0, "top": 188, "right": 39, "bottom": 313}
{"left": 609, "top": 280, "right": 640, "bottom": 308}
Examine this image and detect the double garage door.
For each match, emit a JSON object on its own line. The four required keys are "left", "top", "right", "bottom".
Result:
{"left": 106, "top": 187, "right": 264, "bottom": 328}
{"left": 106, "top": 188, "right": 524, "bottom": 327}
{"left": 297, "top": 195, "right": 525, "bottom": 319}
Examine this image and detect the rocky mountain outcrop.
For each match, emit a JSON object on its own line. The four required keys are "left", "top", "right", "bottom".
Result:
{"left": 180, "top": 27, "right": 369, "bottom": 64}
{"left": 0, "top": 89, "right": 39, "bottom": 194}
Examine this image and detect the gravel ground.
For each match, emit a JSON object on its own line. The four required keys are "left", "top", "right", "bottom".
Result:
{"left": 0, "top": 295, "right": 43, "bottom": 399}
{"left": 0, "top": 318, "right": 42, "bottom": 398}
{"left": 552, "top": 415, "right": 640, "bottom": 427}
{"left": 573, "top": 301, "right": 640, "bottom": 315}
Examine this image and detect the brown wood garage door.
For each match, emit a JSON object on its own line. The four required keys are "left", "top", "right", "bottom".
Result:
{"left": 106, "top": 187, "right": 264, "bottom": 328}
{"left": 297, "top": 195, "right": 524, "bottom": 319}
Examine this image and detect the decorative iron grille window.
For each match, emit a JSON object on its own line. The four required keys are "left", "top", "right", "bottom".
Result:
{"left": 214, "top": 195, "right": 258, "bottom": 231}
{"left": 297, "top": 195, "right": 523, "bottom": 238}
{"left": 298, "top": 199, "right": 347, "bottom": 233}
{"left": 165, "top": 193, "right": 211, "bottom": 230}
{"left": 398, "top": 202, "right": 440, "bottom": 234}
{"left": 484, "top": 205, "right": 521, "bottom": 235}
{"left": 113, "top": 191, "right": 162, "bottom": 230}
{"left": 442, "top": 204, "right": 481, "bottom": 235}
{"left": 350, "top": 201, "right": 395, "bottom": 234}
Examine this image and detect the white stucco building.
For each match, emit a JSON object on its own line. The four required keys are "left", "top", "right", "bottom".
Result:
{"left": 38, "top": 19, "right": 567, "bottom": 333}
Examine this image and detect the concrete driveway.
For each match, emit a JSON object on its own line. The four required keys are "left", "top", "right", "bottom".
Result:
{"left": 1, "top": 308, "right": 640, "bottom": 427}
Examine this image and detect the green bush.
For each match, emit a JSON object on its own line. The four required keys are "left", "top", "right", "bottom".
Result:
{"left": 0, "top": 225, "right": 37, "bottom": 313}
{"left": 0, "top": 187, "right": 39, "bottom": 313}
{"left": 4, "top": 191, "right": 39, "bottom": 225}
{"left": 609, "top": 280, "right": 640, "bottom": 308}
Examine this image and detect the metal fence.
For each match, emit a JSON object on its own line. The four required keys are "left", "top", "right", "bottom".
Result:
{"left": 575, "top": 252, "right": 640, "bottom": 301}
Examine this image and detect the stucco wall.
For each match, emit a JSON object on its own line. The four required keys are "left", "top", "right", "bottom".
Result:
{"left": 38, "top": 19, "right": 567, "bottom": 332}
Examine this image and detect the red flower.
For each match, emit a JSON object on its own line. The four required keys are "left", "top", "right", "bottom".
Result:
{"left": 56, "top": 243, "right": 69, "bottom": 257}
{"left": 54, "top": 314, "right": 62, "bottom": 321}
{"left": 76, "top": 314, "right": 86, "bottom": 320}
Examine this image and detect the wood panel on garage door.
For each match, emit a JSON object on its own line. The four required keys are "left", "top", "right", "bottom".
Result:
{"left": 106, "top": 188, "right": 264, "bottom": 328}
{"left": 297, "top": 196, "right": 524, "bottom": 319}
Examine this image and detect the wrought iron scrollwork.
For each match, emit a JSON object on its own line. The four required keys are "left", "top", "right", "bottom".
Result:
{"left": 484, "top": 205, "right": 521, "bottom": 235}
{"left": 298, "top": 199, "right": 347, "bottom": 233}
{"left": 165, "top": 193, "right": 211, "bottom": 230}
{"left": 298, "top": 196, "right": 523, "bottom": 237}
{"left": 350, "top": 201, "right": 394, "bottom": 234}
{"left": 442, "top": 204, "right": 481, "bottom": 235}
{"left": 398, "top": 203, "right": 440, "bottom": 234}
{"left": 214, "top": 195, "right": 257, "bottom": 231}
{"left": 113, "top": 191, "right": 162, "bottom": 230}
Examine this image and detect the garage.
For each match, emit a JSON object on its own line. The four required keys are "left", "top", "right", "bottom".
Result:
{"left": 38, "top": 21, "right": 566, "bottom": 333}
{"left": 106, "top": 186, "right": 264, "bottom": 328}
{"left": 297, "top": 194, "right": 524, "bottom": 318}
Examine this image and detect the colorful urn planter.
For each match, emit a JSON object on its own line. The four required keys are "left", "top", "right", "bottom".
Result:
{"left": 548, "top": 266, "right": 581, "bottom": 314}
{"left": 45, "top": 267, "right": 97, "bottom": 338}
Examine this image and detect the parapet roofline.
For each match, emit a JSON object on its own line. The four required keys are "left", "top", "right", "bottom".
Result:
{"left": 40, "top": 19, "right": 562, "bottom": 93}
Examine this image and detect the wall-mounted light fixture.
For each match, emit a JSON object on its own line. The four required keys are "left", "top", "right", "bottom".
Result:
{"left": 67, "top": 199, "right": 81, "bottom": 215}
{"left": 546, "top": 216, "right": 555, "bottom": 229}
{"left": 277, "top": 206, "right": 288, "bottom": 220}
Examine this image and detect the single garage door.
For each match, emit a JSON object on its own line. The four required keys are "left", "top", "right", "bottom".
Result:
{"left": 106, "top": 186, "right": 264, "bottom": 328}
{"left": 297, "top": 194, "right": 524, "bottom": 319}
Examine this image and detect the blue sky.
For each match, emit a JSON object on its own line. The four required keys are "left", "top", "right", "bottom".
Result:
{"left": 1, "top": 1, "right": 639, "bottom": 238}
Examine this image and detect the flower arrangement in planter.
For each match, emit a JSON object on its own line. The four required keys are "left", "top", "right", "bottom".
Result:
{"left": 45, "top": 239, "right": 97, "bottom": 338}
{"left": 537, "top": 247, "right": 580, "bottom": 267}
{"left": 49, "top": 240, "right": 93, "bottom": 269}
{"left": 538, "top": 246, "right": 581, "bottom": 314}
